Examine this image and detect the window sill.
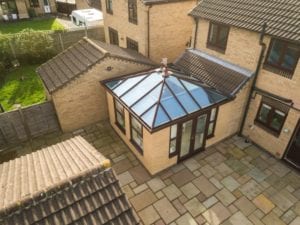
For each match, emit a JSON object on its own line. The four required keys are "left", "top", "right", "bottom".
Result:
{"left": 206, "top": 43, "right": 226, "bottom": 54}
{"left": 207, "top": 134, "right": 215, "bottom": 139}
{"left": 169, "top": 151, "right": 177, "bottom": 158}
{"left": 106, "top": 10, "right": 113, "bottom": 15}
{"left": 115, "top": 122, "right": 126, "bottom": 134}
{"left": 130, "top": 140, "right": 143, "bottom": 155}
{"left": 129, "top": 19, "right": 138, "bottom": 25}
{"left": 263, "top": 64, "right": 294, "bottom": 79}
{"left": 254, "top": 120, "right": 281, "bottom": 137}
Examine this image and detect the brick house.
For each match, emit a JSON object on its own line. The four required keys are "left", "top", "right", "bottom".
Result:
{"left": 0, "top": 0, "right": 57, "bottom": 20}
{"left": 100, "top": 0, "right": 197, "bottom": 63}
{"left": 37, "top": 37, "right": 156, "bottom": 132}
{"left": 0, "top": 136, "right": 140, "bottom": 225}
{"left": 189, "top": 0, "right": 300, "bottom": 169}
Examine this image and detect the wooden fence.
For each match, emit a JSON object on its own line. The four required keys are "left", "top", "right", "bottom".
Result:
{"left": 0, "top": 101, "right": 60, "bottom": 150}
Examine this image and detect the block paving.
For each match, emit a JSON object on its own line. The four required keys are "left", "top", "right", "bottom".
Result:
{"left": 2, "top": 121, "right": 300, "bottom": 225}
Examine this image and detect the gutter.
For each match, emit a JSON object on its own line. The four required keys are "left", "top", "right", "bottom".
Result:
{"left": 238, "top": 23, "right": 267, "bottom": 136}
{"left": 193, "top": 18, "right": 199, "bottom": 49}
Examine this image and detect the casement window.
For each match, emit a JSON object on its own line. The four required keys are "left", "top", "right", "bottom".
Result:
{"left": 255, "top": 99, "right": 288, "bottom": 135}
{"left": 169, "top": 125, "right": 177, "bottom": 157}
{"left": 126, "top": 37, "right": 139, "bottom": 52}
{"left": 106, "top": 0, "right": 113, "bottom": 14}
{"left": 265, "top": 39, "right": 299, "bottom": 78}
{"left": 128, "top": 0, "right": 137, "bottom": 24}
{"left": 108, "top": 27, "right": 119, "bottom": 45}
{"left": 131, "top": 116, "right": 143, "bottom": 153}
{"left": 207, "top": 22, "right": 230, "bottom": 52}
{"left": 114, "top": 99, "right": 125, "bottom": 133}
{"left": 207, "top": 107, "right": 218, "bottom": 138}
{"left": 30, "top": 0, "right": 39, "bottom": 7}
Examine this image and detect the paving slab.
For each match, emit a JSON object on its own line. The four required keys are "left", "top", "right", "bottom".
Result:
{"left": 193, "top": 175, "right": 218, "bottom": 197}
{"left": 221, "top": 176, "right": 240, "bottom": 191}
{"left": 202, "top": 202, "right": 231, "bottom": 225}
{"left": 234, "top": 196, "right": 256, "bottom": 216}
{"left": 227, "top": 211, "right": 253, "bottom": 225}
{"left": 180, "top": 182, "right": 200, "bottom": 199}
{"left": 262, "top": 212, "right": 286, "bottom": 225}
{"left": 252, "top": 194, "right": 275, "bottom": 214}
{"left": 215, "top": 188, "right": 236, "bottom": 206}
{"left": 176, "top": 213, "right": 198, "bottom": 225}
{"left": 170, "top": 168, "right": 195, "bottom": 187}
{"left": 154, "top": 197, "right": 180, "bottom": 224}
{"left": 138, "top": 205, "right": 160, "bottom": 225}
{"left": 130, "top": 189, "right": 157, "bottom": 211}
{"left": 184, "top": 197, "right": 206, "bottom": 217}
{"left": 147, "top": 177, "right": 166, "bottom": 193}
{"left": 162, "top": 184, "right": 182, "bottom": 201}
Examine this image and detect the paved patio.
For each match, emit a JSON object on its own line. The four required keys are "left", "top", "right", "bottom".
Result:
{"left": 2, "top": 121, "right": 300, "bottom": 225}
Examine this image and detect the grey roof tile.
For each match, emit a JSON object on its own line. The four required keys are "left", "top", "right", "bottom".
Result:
{"left": 174, "top": 49, "right": 254, "bottom": 96}
{"left": 0, "top": 136, "right": 140, "bottom": 225}
{"left": 189, "top": 0, "right": 300, "bottom": 41}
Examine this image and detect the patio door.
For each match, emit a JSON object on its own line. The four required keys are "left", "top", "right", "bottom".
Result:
{"left": 284, "top": 119, "right": 300, "bottom": 170}
{"left": 178, "top": 113, "right": 208, "bottom": 161}
{"left": 43, "top": 0, "right": 51, "bottom": 13}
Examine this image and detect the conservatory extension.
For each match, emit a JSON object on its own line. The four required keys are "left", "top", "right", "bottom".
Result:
{"left": 102, "top": 66, "right": 234, "bottom": 174}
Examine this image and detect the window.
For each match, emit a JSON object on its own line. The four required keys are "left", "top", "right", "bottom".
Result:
{"left": 106, "top": 0, "right": 113, "bottom": 14}
{"left": 255, "top": 101, "right": 288, "bottom": 135}
{"left": 1, "top": 0, "right": 18, "bottom": 14}
{"left": 114, "top": 99, "right": 125, "bottom": 133}
{"left": 169, "top": 125, "right": 177, "bottom": 157}
{"left": 131, "top": 116, "right": 143, "bottom": 153}
{"left": 109, "top": 27, "right": 119, "bottom": 45}
{"left": 207, "top": 108, "right": 218, "bottom": 138}
{"left": 29, "top": 0, "right": 39, "bottom": 7}
{"left": 265, "top": 39, "right": 299, "bottom": 76}
{"left": 127, "top": 37, "right": 139, "bottom": 52}
{"left": 207, "top": 22, "right": 230, "bottom": 52}
{"left": 128, "top": 0, "right": 137, "bottom": 24}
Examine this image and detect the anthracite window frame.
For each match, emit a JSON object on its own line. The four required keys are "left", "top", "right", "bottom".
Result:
{"left": 207, "top": 107, "right": 218, "bottom": 138}
{"left": 108, "top": 27, "right": 119, "bottom": 45}
{"left": 128, "top": 0, "right": 137, "bottom": 24}
{"left": 255, "top": 101, "right": 288, "bottom": 136}
{"left": 130, "top": 115, "right": 143, "bottom": 154}
{"left": 264, "top": 38, "right": 299, "bottom": 78}
{"left": 106, "top": 0, "right": 113, "bottom": 14}
{"left": 29, "top": 0, "right": 39, "bottom": 7}
{"left": 207, "top": 22, "right": 230, "bottom": 52}
{"left": 114, "top": 98, "right": 125, "bottom": 133}
{"left": 169, "top": 124, "right": 178, "bottom": 157}
{"left": 126, "top": 37, "right": 139, "bottom": 52}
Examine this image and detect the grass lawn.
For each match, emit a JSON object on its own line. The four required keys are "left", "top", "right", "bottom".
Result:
{"left": 0, "top": 18, "right": 64, "bottom": 34}
{"left": 0, "top": 65, "right": 45, "bottom": 111}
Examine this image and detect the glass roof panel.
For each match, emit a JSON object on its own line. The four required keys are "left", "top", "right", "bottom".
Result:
{"left": 160, "top": 86, "right": 185, "bottom": 119}
{"left": 141, "top": 105, "right": 156, "bottom": 127}
{"left": 154, "top": 106, "right": 170, "bottom": 127}
{"left": 106, "top": 79, "right": 124, "bottom": 89}
{"left": 113, "top": 75, "right": 147, "bottom": 97}
{"left": 166, "top": 77, "right": 199, "bottom": 113}
{"left": 121, "top": 73, "right": 162, "bottom": 106}
{"left": 131, "top": 83, "right": 162, "bottom": 116}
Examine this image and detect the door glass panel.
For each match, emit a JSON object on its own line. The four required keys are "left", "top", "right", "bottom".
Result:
{"left": 194, "top": 114, "right": 207, "bottom": 151}
{"left": 180, "top": 120, "right": 193, "bottom": 157}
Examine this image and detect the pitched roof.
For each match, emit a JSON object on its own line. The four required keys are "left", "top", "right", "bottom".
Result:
{"left": 189, "top": 0, "right": 300, "bottom": 41}
{"left": 103, "top": 68, "right": 227, "bottom": 131}
{"left": 37, "top": 38, "right": 156, "bottom": 93}
{"left": 142, "top": 0, "right": 192, "bottom": 5}
{"left": 174, "top": 49, "right": 253, "bottom": 96}
{"left": 0, "top": 136, "right": 140, "bottom": 225}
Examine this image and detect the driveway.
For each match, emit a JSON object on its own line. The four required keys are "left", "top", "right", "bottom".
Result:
{"left": 2, "top": 121, "right": 300, "bottom": 225}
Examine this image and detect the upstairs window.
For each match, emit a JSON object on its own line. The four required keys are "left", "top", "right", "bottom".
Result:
{"left": 265, "top": 39, "right": 299, "bottom": 77}
{"left": 109, "top": 27, "right": 119, "bottom": 45}
{"left": 30, "top": 0, "right": 39, "bottom": 7}
{"left": 207, "top": 22, "right": 230, "bottom": 52}
{"left": 128, "top": 0, "right": 137, "bottom": 24}
{"left": 114, "top": 99, "right": 125, "bottom": 133}
{"left": 106, "top": 0, "right": 113, "bottom": 14}
{"left": 127, "top": 37, "right": 139, "bottom": 52}
{"left": 255, "top": 97, "right": 289, "bottom": 136}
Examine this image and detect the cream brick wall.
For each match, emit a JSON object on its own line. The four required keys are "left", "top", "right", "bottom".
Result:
{"left": 206, "top": 82, "right": 252, "bottom": 147}
{"left": 52, "top": 57, "right": 151, "bottom": 132}
{"left": 76, "top": 0, "right": 90, "bottom": 9}
{"left": 243, "top": 94, "right": 300, "bottom": 158}
{"left": 193, "top": 19, "right": 260, "bottom": 71}
{"left": 107, "top": 92, "right": 177, "bottom": 175}
{"left": 15, "top": 0, "right": 29, "bottom": 19}
{"left": 101, "top": 0, "right": 149, "bottom": 56}
{"left": 149, "top": 1, "right": 196, "bottom": 63}
{"left": 101, "top": 0, "right": 196, "bottom": 63}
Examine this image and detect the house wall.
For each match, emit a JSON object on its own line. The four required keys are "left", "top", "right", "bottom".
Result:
{"left": 101, "top": 0, "right": 196, "bottom": 63}
{"left": 243, "top": 94, "right": 300, "bottom": 158}
{"left": 52, "top": 58, "right": 152, "bottom": 132}
{"left": 193, "top": 18, "right": 300, "bottom": 158}
{"left": 149, "top": 1, "right": 196, "bottom": 63}
{"left": 101, "top": 0, "right": 149, "bottom": 57}
{"left": 206, "top": 82, "right": 252, "bottom": 147}
{"left": 106, "top": 92, "right": 177, "bottom": 175}
{"left": 15, "top": 0, "right": 29, "bottom": 19}
{"left": 76, "top": 0, "right": 90, "bottom": 9}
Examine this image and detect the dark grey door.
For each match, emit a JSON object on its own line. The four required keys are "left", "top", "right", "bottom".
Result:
{"left": 284, "top": 119, "right": 300, "bottom": 169}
